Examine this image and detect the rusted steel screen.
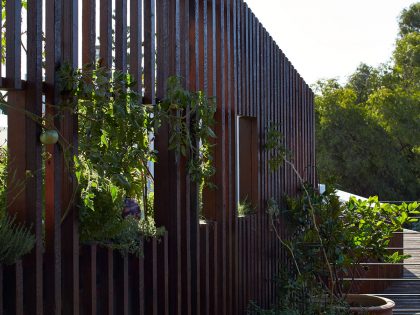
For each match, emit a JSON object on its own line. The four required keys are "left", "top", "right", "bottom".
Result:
{"left": 0, "top": 0, "right": 315, "bottom": 314}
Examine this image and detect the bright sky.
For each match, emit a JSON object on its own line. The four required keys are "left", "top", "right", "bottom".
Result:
{"left": 0, "top": 115, "right": 6, "bottom": 128}
{"left": 244, "top": 0, "right": 418, "bottom": 85}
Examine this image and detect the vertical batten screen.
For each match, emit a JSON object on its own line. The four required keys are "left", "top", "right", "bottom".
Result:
{"left": 0, "top": 0, "right": 316, "bottom": 314}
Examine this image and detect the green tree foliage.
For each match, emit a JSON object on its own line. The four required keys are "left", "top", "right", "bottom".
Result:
{"left": 0, "top": 147, "right": 35, "bottom": 265}
{"left": 315, "top": 3, "right": 420, "bottom": 200}
{"left": 399, "top": 3, "right": 420, "bottom": 35}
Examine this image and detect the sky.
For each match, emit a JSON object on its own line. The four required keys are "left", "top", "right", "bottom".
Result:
{"left": 244, "top": 0, "right": 418, "bottom": 85}
{"left": 0, "top": 114, "right": 6, "bottom": 128}
{"left": 1, "top": 0, "right": 417, "bottom": 128}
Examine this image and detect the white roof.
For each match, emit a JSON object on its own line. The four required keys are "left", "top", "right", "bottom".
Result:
{"left": 335, "top": 189, "right": 367, "bottom": 202}
{"left": 319, "top": 184, "right": 367, "bottom": 203}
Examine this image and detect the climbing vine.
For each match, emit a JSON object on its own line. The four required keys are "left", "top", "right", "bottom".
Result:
{"left": 58, "top": 62, "right": 216, "bottom": 254}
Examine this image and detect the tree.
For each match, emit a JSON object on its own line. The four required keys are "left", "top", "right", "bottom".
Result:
{"left": 399, "top": 3, "right": 420, "bottom": 36}
{"left": 315, "top": 3, "right": 420, "bottom": 200}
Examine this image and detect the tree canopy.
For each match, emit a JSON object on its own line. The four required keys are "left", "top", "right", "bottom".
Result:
{"left": 315, "top": 3, "right": 420, "bottom": 201}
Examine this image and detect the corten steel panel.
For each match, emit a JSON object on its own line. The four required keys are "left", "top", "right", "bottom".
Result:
{"left": 2, "top": 262, "right": 23, "bottom": 315}
{"left": 130, "top": 0, "right": 143, "bottom": 93}
{"left": 60, "top": 1, "right": 79, "bottom": 314}
{"left": 161, "top": 233, "right": 170, "bottom": 315}
{"left": 202, "top": 0, "right": 217, "bottom": 220}
{"left": 80, "top": 245, "right": 97, "bottom": 315}
{"left": 127, "top": 255, "right": 141, "bottom": 315}
{"left": 236, "top": 218, "right": 242, "bottom": 312}
{"left": 156, "top": 0, "right": 188, "bottom": 313}
{"left": 5, "top": 0, "right": 21, "bottom": 89}
{"left": 233, "top": 1, "right": 240, "bottom": 311}
{"left": 99, "top": 0, "right": 112, "bottom": 68}
{"left": 0, "top": 0, "right": 318, "bottom": 313}
{"left": 97, "top": 248, "right": 114, "bottom": 315}
{"left": 144, "top": 239, "right": 158, "bottom": 315}
{"left": 226, "top": 1, "right": 235, "bottom": 312}
{"left": 190, "top": 1, "right": 201, "bottom": 313}
{"left": 4, "top": 0, "right": 44, "bottom": 313}
{"left": 180, "top": 0, "right": 192, "bottom": 312}
{"left": 114, "top": 253, "right": 129, "bottom": 315}
{"left": 44, "top": 0, "right": 63, "bottom": 313}
{"left": 208, "top": 221, "right": 218, "bottom": 314}
{"left": 82, "top": 0, "right": 96, "bottom": 65}
{"left": 0, "top": 265, "right": 2, "bottom": 315}
{"left": 200, "top": 223, "right": 210, "bottom": 315}
{"left": 126, "top": 242, "right": 145, "bottom": 315}
{"left": 244, "top": 3, "right": 249, "bottom": 117}
{"left": 115, "top": 0, "right": 128, "bottom": 73}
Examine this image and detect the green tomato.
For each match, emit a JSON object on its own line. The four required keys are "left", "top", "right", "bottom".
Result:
{"left": 40, "top": 130, "right": 59, "bottom": 145}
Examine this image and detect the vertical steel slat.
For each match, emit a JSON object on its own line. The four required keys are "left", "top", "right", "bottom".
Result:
{"left": 200, "top": 224, "right": 210, "bottom": 315}
{"left": 210, "top": 222, "right": 218, "bottom": 314}
{"left": 232, "top": 0, "right": 239, "bottom": 311}
{"left": 287, "top": 58, "right": 292, "bottom": 196}
{"left": 155, "top": 1, "right": 184, "bottom": 314}
{"left": 115, "top": 0, "right": 128, "bottom": 72}
{"left": 130, "top": 0, "right": 143, "bottom": 93}
{"left": 244, "top": 3, "right": 249, "bottom": 116}
{"left": 60, "top": 1, "right": 79, "bottom": 313}
{"left": 144, "top": 0, "right": 155, "bottom": 104}
{"left": 163, "top": 233, "right": 170, "bottom": 315}
{"left": 249, "top": 12, "right": 254, "bottom": 117}
{"left": 5, "top": 0, "right": 21, "bottom": 88}
{"left": 226, "top": 0, "right": 235, "bottom": 313}
{"left": 127, "top": 246, "right": 145, "bottom": 315}
{"left": 15, "top": 261, "right": 23, "bottom": 315}
{"left": 203, "top": 0, "right": 208, "bottom": 94}
{"left": 8, "top": 0, "right": 43, "bottom": 313}
{"left": 115, "top": 253, "right": 129, "bottom": 315}
{"left": 80, "top": 245, "right": 97, "bottom": 314}
{"left": 139, "top": 247, "right": 145, "bottom": 315}
{"left": 82, "top": 0, "right": 96, "bottom": 65}
{"left": 247, "top": 216, "right": 252, "bottom": 303}
{"left": 106, "top": 249, "right": 114, "bottom": 314}
{"left": 190, "top": 1, "right": 200, "bottom": 313}
{"left": 99, "top": 0, "right": 112, "bottom": 68}
{"left": 44, "top": 0, "right": 63, "bottom": 312}
{"left": 144, "top": 240, "right": 156, "bottom": 315}
{"left": 0, "top": 264, "right": 2, "bottom": 315}
{"left": 236, "top": 218, "right": 242, "bottom": 312}
{"left": 202, "top": 0, "right": 216, "bottom": 222}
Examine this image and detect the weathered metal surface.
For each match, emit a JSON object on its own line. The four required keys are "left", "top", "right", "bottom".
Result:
{"left": 0, "top": 0, "right": 316, "bottom": 313}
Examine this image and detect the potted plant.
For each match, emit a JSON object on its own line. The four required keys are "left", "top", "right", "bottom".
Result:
{"left": 266, "top": 185, "right": 419, "bottom": 314}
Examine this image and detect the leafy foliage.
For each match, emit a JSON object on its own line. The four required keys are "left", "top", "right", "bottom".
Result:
{"left": 159, "top": 76, "right": 217, "bottom": 186}
{"left": 237, "top": 196, "right": 256, "bottom": 217}
{"left": 0, "top": 146, "right": 6, "bottom": 212}
{"left": 248, "top": 267, "right": 349, "bottom": 315}
{"left": 271, "top": 186, "right": 419, "bottom": 301}
{"left": 399, "top": 3, "right": 420, "bottom": 35}
{"left": 265, "top": 124, "right": 289, "bottom": 172}
{"left": 59, "top": 63, "right": 216, "bottom": 254}
{"left": 315, "top": 3, "right": 420, "bottom": 200}
{"left": 0, "top": 215, "right": 35, "bottom": 265}
{"left": 261, "top": 185, "right": 419, "bottom": 314}
{"left": 0, "top": 147, "right": 35, "bottom": 265}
